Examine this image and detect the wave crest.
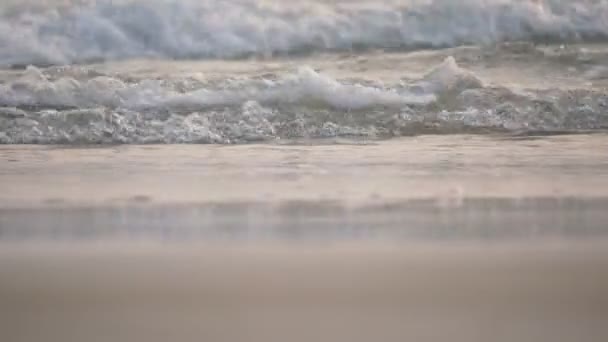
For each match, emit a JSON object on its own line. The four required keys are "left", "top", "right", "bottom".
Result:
{"left": 1, "top": 57, "right": 607, "bottom": 144}
{"left": 2, "top": 0, "right": 608, "bottom": 66}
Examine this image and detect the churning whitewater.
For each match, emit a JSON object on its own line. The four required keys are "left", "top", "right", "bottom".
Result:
{"left": 1, "top": 0, "right": 608, "bottom": 66}
{"left": 1, "top": 0, "right": 608, "bottom": 144}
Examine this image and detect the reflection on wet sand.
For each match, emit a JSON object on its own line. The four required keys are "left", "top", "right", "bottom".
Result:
{"left": 2, "top": 197, "right": 608, "bottom": 241}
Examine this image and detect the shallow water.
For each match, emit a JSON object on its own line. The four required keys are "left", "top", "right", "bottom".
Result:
{"left": 1, "top": 134, "right": 608, "bottom": 241}
{"left": 2, "top": 43, "right": 608, "bottom": 143}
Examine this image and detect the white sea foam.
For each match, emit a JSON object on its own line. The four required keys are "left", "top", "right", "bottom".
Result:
{"left": 0, "top": 65, "right": 434, "bottom": 110}
{"left": 1, "top": 57, "right": 607, "bottom": 144}
{"left": 1, "top": 0, "right": 608, "bottom": 66}
{"left": 413, "top": 56, "right": 484, "bottom": 95}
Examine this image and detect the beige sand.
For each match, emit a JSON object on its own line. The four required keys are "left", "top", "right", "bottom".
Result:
{"left": 1, "top": 241, "right": 608, "bottom": 342}
{"left": 2, "top": 136, "right": 608, "bottom": 341}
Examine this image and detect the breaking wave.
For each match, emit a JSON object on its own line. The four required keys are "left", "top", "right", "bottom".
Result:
{"left": 2, "top": 0, "right": 608, "bottom": 66}
{"left": 1, "top": 57, "right": 607, "bottom": 144}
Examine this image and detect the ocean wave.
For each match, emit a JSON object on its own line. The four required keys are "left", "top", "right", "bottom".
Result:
{"left": 1, "top": 57, "right": 607, "bottom": 144}
{"left": 0, "top": 64, "right": 434, "bottom": 110}
{"left": 2, "top": 0, "right": 608, "bottom": 66}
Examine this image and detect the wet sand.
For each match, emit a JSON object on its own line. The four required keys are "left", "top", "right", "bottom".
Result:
{"left": 2, "top": 135, "right": 608, "bottom": 341}
{"left": 2, "top": 135, "right": 608, "bottom": 208}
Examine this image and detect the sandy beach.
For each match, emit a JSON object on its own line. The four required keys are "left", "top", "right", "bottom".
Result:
{"left": 2, "top": 135, "right": 608, "bottom": 341}
{"left": 2, "top": 241, "right": 608, "bottom": 342}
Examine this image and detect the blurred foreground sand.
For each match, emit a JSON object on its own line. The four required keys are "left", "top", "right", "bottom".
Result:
{"left": 1, "top": 241, "right": 608, "bottom": 342}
